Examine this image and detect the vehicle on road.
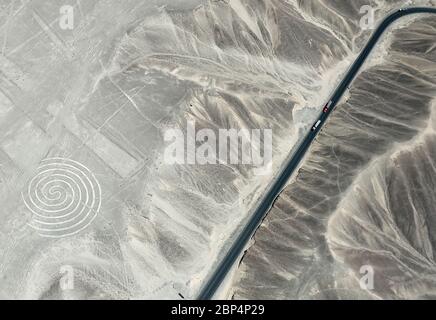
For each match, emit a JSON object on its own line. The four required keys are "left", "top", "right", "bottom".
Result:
{"left": 311, "top": 120, "right": 322, "bottom": 132}
{"left": 323, "top": 101, "right": 332, "bottom": 113}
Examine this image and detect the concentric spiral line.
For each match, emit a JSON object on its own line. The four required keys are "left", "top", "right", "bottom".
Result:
{"left": 22, "top": 158, "right": 102, "bottom": 238}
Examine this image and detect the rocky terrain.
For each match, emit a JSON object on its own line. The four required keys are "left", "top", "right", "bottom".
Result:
{"left": 231, "top": 13, "right": 436, "bottom": 300}
{"left": 0, "top": 0, "right": 434, "bottom": 299}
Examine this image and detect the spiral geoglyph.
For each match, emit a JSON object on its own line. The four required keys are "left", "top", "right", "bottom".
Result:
{"left": 22, "top": 158, "right": 102, "bottom": 238}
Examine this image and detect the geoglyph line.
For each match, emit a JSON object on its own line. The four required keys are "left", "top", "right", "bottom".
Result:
{"left": 22, "top": 157, "right": 102, "bottom": 238}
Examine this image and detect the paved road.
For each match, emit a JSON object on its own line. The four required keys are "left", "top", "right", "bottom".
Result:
{"left": 198, "top": 7, "right": 436, "bottom": 300}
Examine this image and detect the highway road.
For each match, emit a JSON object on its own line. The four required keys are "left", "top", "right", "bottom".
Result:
{"left": 197, "top": 7, "right": 436, "bottom": 300}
